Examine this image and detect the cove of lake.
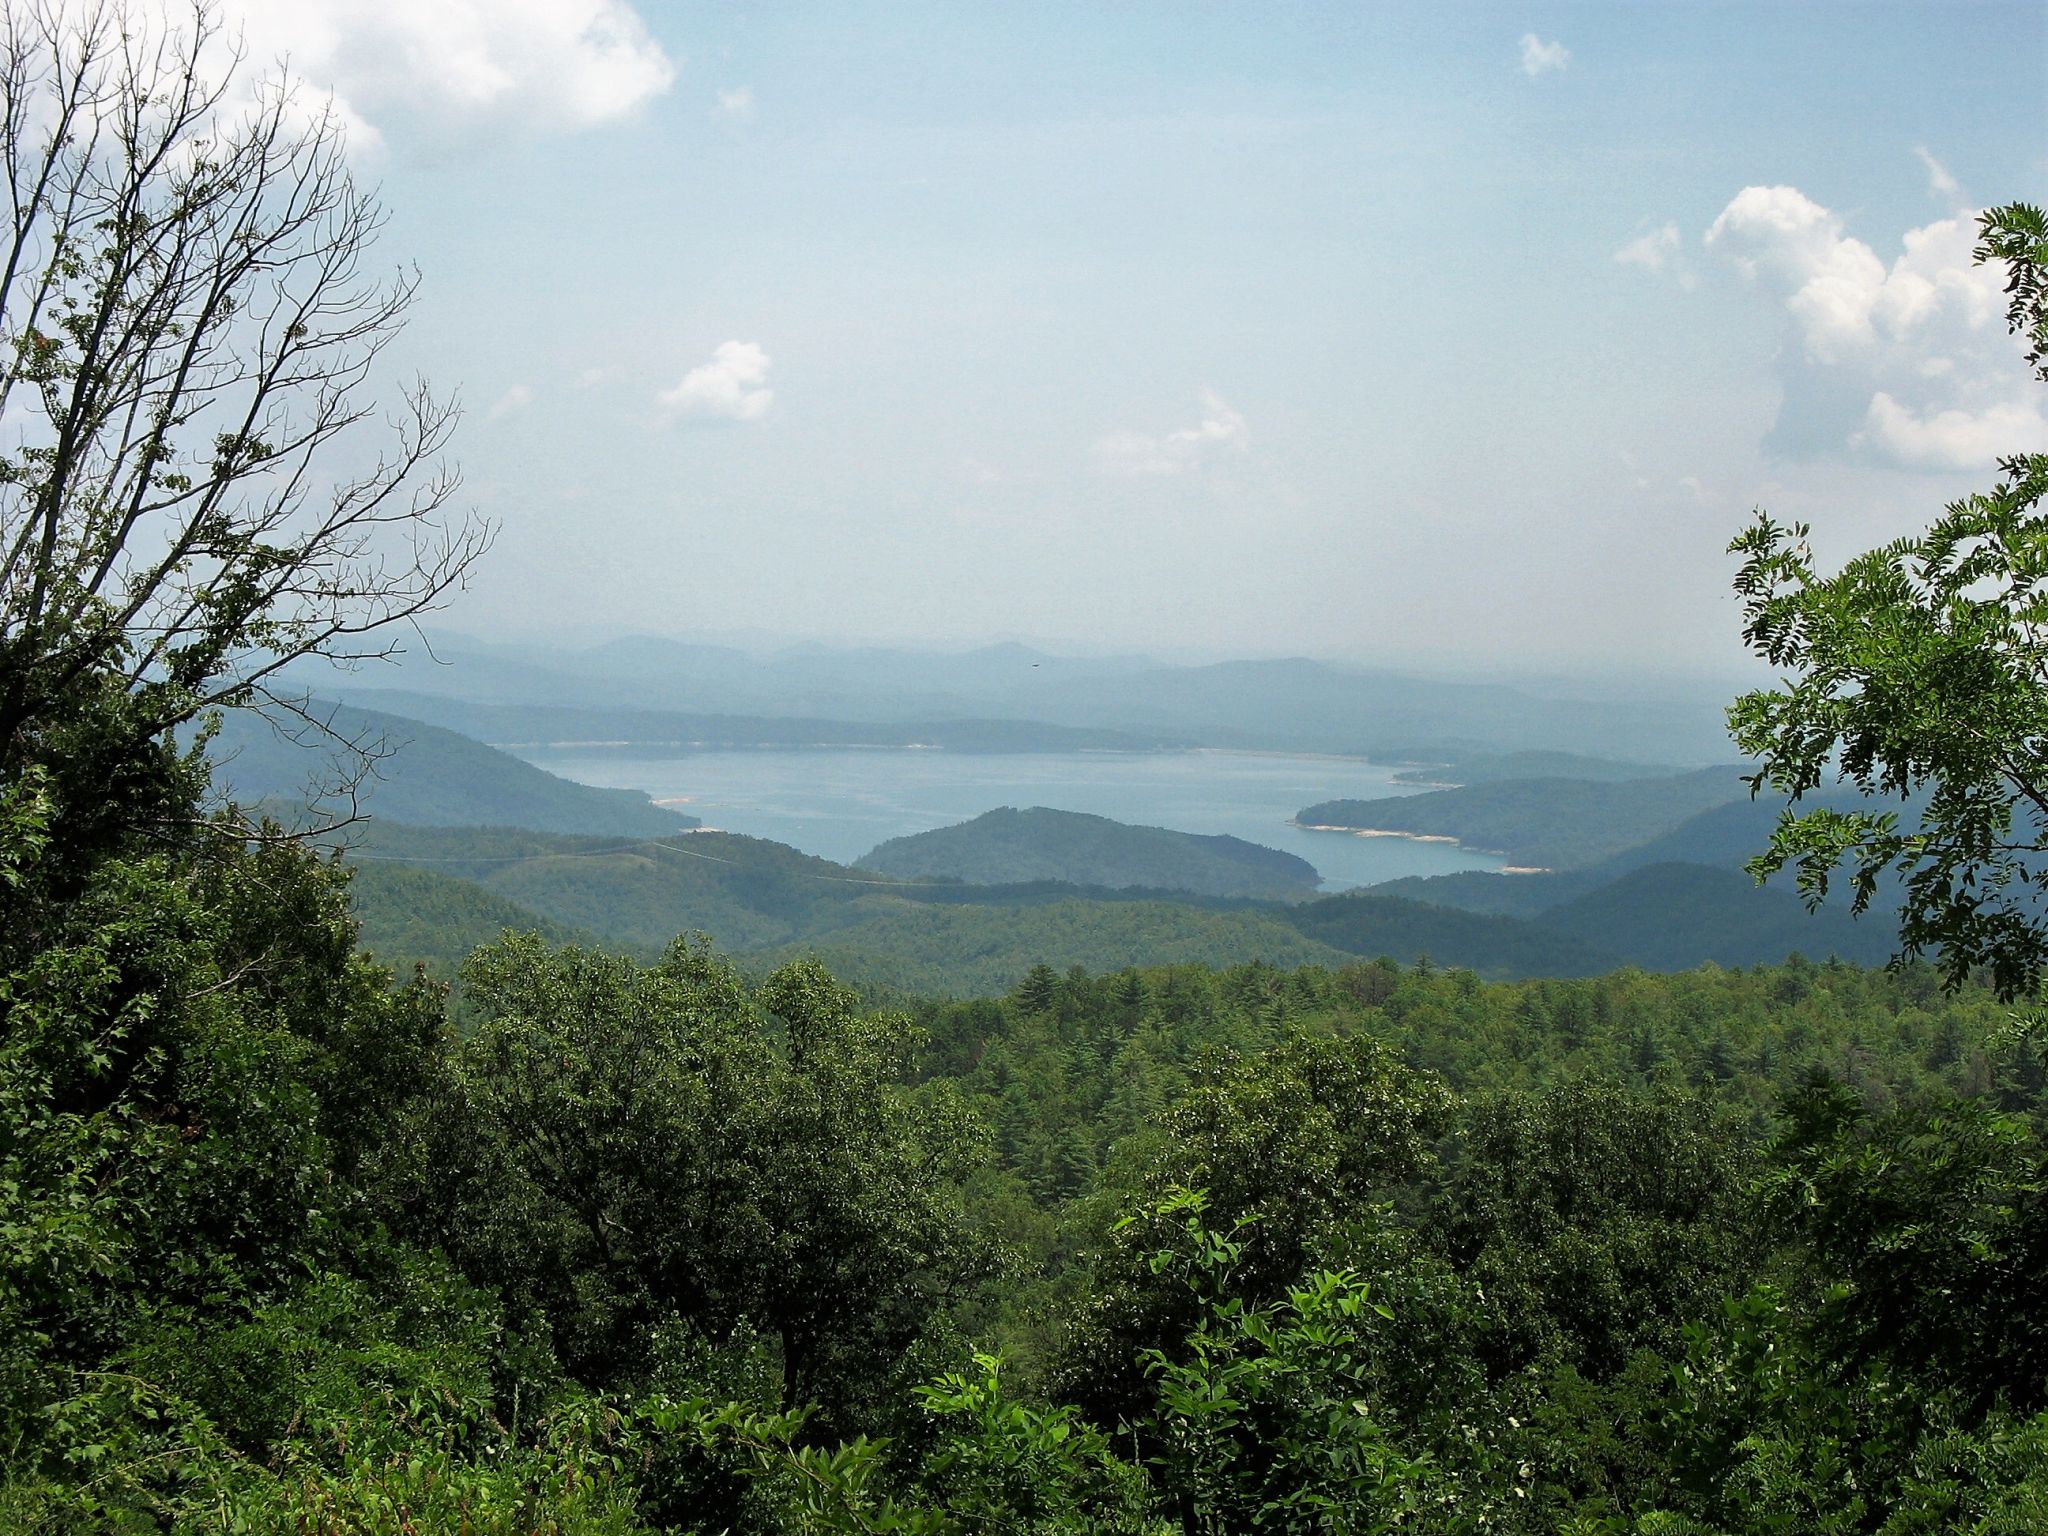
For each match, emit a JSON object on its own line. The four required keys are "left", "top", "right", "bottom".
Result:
{"left": 510, "top": 746, "right": 1509, "bottom": 891}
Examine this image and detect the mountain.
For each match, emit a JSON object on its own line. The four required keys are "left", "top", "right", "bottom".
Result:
{"left": 854, "top": 807, "right": 1322, "bottom": 900}
{"left": 751, "top": 902, "right": 1356, "bottom": 998}
{"left": 1296, "top": 766, "right": 1753, "bottom": 869}
{"left": 1278, "top": 890, "right": 1622, "bottom": 977}
{"left": 1532, "top": 862, "right": 1898, "bottom": 971}
{"left": 311, "top": 691, "right": 1185, "bottom": 754}
{"left": 1372, "top": 787, "right": 1917, "bottom": 913}
{"left": 205, "top": 700, "right": 696, "bottom": 836}
{"left": 1355, "top": 782, "right": 1915, "bottom": 973}
{"left": 331, "top": 821, "right": 1628, "bottom": 994}
{"left": 289, "top": 632, "right": 1736, "bottom": 762}
{"left": 347, "top": 862, "right": 590, "bottom": 979}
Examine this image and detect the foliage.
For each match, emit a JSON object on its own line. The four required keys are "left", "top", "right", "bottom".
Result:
{"left": 1126, "top": 1193, "right": 1433, "bottom": 1536}
{"left": 428, "top": 935, "right": 991, "bottom": 1424}
{"left": 1728, "top": 203, "right": 2048, "bottom": 998}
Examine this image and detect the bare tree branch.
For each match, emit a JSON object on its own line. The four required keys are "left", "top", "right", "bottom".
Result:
{"left": 0, "top": 0, "right": 492, "bottom": 829}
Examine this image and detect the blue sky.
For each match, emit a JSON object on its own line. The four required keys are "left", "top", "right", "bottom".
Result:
{"left": 224, "top": 0, "right": 2046, "bottom": 675}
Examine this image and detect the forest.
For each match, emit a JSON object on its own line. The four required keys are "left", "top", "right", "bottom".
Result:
{"left": 4, "top": 4, "right": 2048, "bottom": 1532}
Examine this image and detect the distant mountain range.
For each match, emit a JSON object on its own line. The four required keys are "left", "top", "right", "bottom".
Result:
{"left": 286, "top": 630, "right": 1737, "bottom": 763}
{"left": 305, "top": 691, "right": 1186, "bottom": 754}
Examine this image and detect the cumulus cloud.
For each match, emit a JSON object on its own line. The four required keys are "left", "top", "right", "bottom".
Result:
{"left": 1707, "top": 179, "right": 2045, "bottom": 470}
{"left": 713, "top": 86, "right": 755, "bottom": 123}
{"left": 224, "top": 0, "right": 676, "bottom": 149}
{"left": 487, "top": 383, "right": 535, "bottom": 420}
{"left": 1858, "top": 393, "right": 2048, "bottom": 471}
{"left": 658, "top": 341, "right": 774, "bottom": 422}
{"left": 1519, "top": 34, "right": 1570, "bottom": 76}
{"left": 1095, "top": 391, "right": 1248, "bottom": 477}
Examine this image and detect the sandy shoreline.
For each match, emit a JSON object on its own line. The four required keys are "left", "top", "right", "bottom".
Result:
{"left": 1290, "top": 821, "right": 1550, "bottom": 875}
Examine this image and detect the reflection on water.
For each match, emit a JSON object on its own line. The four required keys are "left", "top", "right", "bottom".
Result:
{"left": 513, "top": 746, "right": 1506, "bottom": 891}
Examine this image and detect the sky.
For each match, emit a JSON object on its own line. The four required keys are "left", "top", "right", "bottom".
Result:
{"left": 206, "top": 0, "right": 2046, "bottom": 674}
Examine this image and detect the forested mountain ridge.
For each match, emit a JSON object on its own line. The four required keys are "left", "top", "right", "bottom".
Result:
{"left": 1297, "top": 763, "right": 1754, "bottom": 868}
{"left": 339, "top": 812, "right": 1899, "bottom": 993}
{"left": 207, "top": 698, "right": 697, "bottom": 835}
{"left": 336, "top": 819, "right": 1589, "bottom": 989}
{"left": 855, "top": 806, "right": 1323, "bottom": 899}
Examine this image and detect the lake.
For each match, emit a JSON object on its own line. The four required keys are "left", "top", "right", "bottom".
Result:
{"left": 512, "top": 746, "right": 1507, "bottom": 890}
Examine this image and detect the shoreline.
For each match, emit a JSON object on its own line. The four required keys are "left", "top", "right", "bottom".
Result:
{"left": 1290, "top": 820, "right": 1550, "bottom": 875}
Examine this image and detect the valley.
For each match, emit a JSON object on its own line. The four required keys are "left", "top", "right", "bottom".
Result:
{"left": 221, "top": 676, "right": 1907, "bottom": 997}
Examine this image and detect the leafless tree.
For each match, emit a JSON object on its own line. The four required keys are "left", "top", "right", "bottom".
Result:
{"left": 0, "top": 0, "right": 489, "bottom": 821}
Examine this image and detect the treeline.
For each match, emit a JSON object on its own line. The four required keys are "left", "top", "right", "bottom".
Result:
{"left": 9, "top": 733, "right": 2047, "bottom": 1531}
{"left": 341, "top": 819, "right": 1908, "bottom": 998}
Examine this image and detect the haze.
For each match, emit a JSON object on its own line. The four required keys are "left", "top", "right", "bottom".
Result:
{"left": 235, "top": 0, "right": 2046, "bottom": 671}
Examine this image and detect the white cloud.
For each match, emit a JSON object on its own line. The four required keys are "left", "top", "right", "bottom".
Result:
{"left": 1616, "top": 222, "right": 1698, "bottom": 291}
{"left": 224, "top": 0, "right": 676, "bottom": 148}
{"left": 713, "top": 86, "right": 755, "bottom": 123}
{"left": 1705, "top": 186, "right": 1890, "bottom": 363}
{"left": 487, "top": 383, "right": 535, "bottom": 420}
{"left": 1915, "top": 145, "right": 1961, "bottom": 201}
{"left": 574, "top": 366, "right": 609, "bottom": 390}
{"left": 1519, "top": 34, "right": 1570, "bottom": 76}
{"left": 1095, "top": 390, "right": 1248, "bottom": 477}
{"left": 1615, "top": 223, "right": 1679, "bottom": 273}
{"left": 658, "top": 341, "right": 774, "bottom": 422}
{"left": 1858, "top": 393, "right": 2048, "bottom": 471}
{"left": 1707, "top": 182, "right": 2042, "bottom": 470}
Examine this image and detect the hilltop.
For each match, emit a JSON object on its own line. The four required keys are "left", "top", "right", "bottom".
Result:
{"left": 855, "top": 806, "right": 1323, "bottom": 900}
{"left": 205, "top": 700, "right": 697, "bottom": 836}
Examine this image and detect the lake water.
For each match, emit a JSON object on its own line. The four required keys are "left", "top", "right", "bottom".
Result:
{"left": 513, "top": 746, "right": 1506, "bottom": 890}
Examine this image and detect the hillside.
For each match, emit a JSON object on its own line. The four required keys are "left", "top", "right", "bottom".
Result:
{"left": 206, "top": 700, "right": 697, "bottom": 835}
{"left": 1297, "top": 765, "right": 1752, "bottom": 869}
{"left": 1373, "top": 787, "right": 1915, "bottom": 913}
{"left": 855, "top": 807, "right": 1322, "bottom": 899}
{"left": 347, "top": 862, "right": 590, "bottom": 979}
{"left": 329, "top": 822, "right": 876, "bottom": 953}
{"left": 334, "top": 819, "right": 1654, "bottom": 993}
{"left": 1278, "top": 890, "right": 1622, "bottom": 977}
{"left": 755, "top": 901, "right": 1357, "bottom": 997}
{"left": 1532, "top": 862, "right": 1897, "bottom": 971}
